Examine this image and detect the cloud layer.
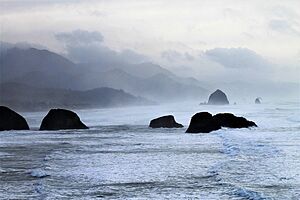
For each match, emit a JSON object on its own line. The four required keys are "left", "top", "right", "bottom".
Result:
{"left": 56, "top": 30, "right": 104, "bottom": 45}
{"left": 205, "top": 48, "right": 271, "bottom": 69}
{"left": 1, "top": 1, "right": 299, "bottom": 84}
{"left": 55, "top": 30, "right": 148, "bottom": 64}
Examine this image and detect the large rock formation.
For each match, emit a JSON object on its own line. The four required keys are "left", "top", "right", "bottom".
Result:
{"left": 0, "top": 106, "right": 29, "bottom": 131}
{"left": 40, "top": 109, "right": 88, "bottom": 130}
{"left": 213, "top": 113, "right": 257, "bottom": 128}
{"left": 149, "top": 115, "right": 183, "bottom": 128}
{"left": 186, "top": 112, "right": 221, "bottom": 133}
{"left": 207, "top": 89, "right": 229, "bottom": 105}
{"left": 186, "top": 112, "right": 257, "bottom": 133}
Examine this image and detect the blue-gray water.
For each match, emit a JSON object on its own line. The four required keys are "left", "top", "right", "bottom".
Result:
{"left": 0, "top": 102, "right": 299, "bottom": 199}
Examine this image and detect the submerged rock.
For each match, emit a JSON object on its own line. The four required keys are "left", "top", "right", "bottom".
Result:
{"left": 0, "top": 106, "right": 29, "bottom": 131}
{"left": 207, "top": 89, "right": 229, "bottom": 105}
{"left": 213, "top": 113, "right": 257, "bottom": 128}
{"left": 255, "top": 97, "right": 261, "bottom": 104}
{"left": 186, "top": 112, "right": 221, "bottom": 133}
{"left": 40, "top": 108, "right": 88, "bottom": 130}
{"left": 186, "top": 112, "right": 256, "bottom": 133}
{"left": 149, "top": 115, "right": 183, "bottom": 128}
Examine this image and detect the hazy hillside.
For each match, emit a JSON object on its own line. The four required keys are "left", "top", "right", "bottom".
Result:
{"left": 78, "top": 61, "right": 173, "bottom": 79}
{"left": 78, "top": 68, "right": 208, "bottom": 101}
{"left": 0, "top": 47, "right": 208, "bottom": 102}
{"left": 0, "top": 82, "right": 152, "bottom": 111}
{"left": 0, "top": 47, "right": 83, "bottom": 89}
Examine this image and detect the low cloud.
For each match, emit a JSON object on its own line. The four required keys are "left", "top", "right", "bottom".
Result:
{"left": 157, "top": 47, "right": 279, "bottom": 86}
{"left": 55, "top": 29, "right": 148, "bottom": 64}
{"left": 204, "top": 48, "right": 272, "bottom": 69}
{"left": 268, "top": 19, "right": 300, "bottom": 36}
{"left": 55, "top": 29, "right": 103, "bottom": 45}
{"left": 161, "top": 50, "right": 194, "bottom": 63}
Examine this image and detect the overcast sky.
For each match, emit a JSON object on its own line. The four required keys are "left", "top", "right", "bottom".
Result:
{"left": 1, "top": 0, "right": 299, "bottom": 82}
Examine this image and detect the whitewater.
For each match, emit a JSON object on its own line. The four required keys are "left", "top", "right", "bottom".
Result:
{"left": 0, "top": 102, "right": 299, "bottom": 199}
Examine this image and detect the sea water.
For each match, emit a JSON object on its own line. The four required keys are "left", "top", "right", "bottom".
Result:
{"left": 0, "top": 102, "right": 299, "bottom": 199}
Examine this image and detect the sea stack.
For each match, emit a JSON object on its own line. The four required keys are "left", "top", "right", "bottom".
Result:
{"left": 40, "top": 108, "right": 88, "bottom": 130}
{"left": 213, "top": 113, "right": 257, "bottom": 129}
{"left": 0, "top": 106, "right": 30, "bottom": 131}
{"left": 186, "top": 112, "right": 257, "bottom": 133}
{"left": 207, "top": 89, "right": 229, "bottom": 105}
{"left": 149, "top": 115, "right": 183, "bottom": 128}
{"left": 186, "top": 112, "right": 221, "bottom": 133}
{"left": 255, "top": 97, "right": 261, "bottom": 104}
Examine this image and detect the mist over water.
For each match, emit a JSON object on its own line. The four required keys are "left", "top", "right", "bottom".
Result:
{"left": 1, "top": 102, "right": 299, "bottom": 199}
{"left": 1, "top": 1, "right": 300, "bottom": 199}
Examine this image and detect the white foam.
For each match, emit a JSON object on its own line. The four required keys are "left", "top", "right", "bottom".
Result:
{"left": 29, "top": 169, "right": 50, "bottom": 178}
{"left": 234, "top": 187, "right": 270, "bottom": 200}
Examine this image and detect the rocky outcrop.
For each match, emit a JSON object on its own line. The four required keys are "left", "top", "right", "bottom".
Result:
{"left": 40, "top": 109, "right": 88, "bottom": 130}
{"left": 149, "top": 115, "right": 183, "bottom": 128}
{"left": 0, "top": 106, "right": 29, "bottom": 131}
{"left": 213, "top": 113, "right": 257, "bottom": 129}
{"left": 186, "top": 112, "right": 221, "bottom": 133}
{"left": 186, "top": 112, "right": 257, "bottom": 133}
{"left": 255, "top": 97, "right": 261, "bottom": 104}
{"left": 207, "top": 89, "right": 229, "bottom": 105}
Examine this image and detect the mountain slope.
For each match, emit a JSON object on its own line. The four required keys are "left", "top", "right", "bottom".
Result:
{"left": 78, "top": 61, "right": 173, "bottom": 79}
{"left": 0, "top": 82, "right": 152, "bottom": 111}
{"left": 78, "top": 69, "right": 208, "bottom": 101}
{"left": 0, "top": 47, "right": 83, "bottom": 89}
{"left": 0, "top": 47, "right": 208, "bottom": 102}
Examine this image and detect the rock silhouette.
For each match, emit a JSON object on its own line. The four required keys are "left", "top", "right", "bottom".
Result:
{"left": 149, "top": 115, "right": 183, "bottom": 128}
{"left": 186, "top": 112, "right": 257, "bottom": 133}
{"left": 255, "top": 97, "right": 261, "bottom": 104}
{"left": 213, "top": 113, "right": 257, "bottom": 128}
{"left": 0, "top": 106, "right": 29, "bottom": 131}
{"left": 186, "top": 112, "right": 221, "bottom": 133}
{"left": 40, "top": 109, "right": 88, "bottom": 130}
{"left": 207, "top": 89, "right": 229, "bottom": 105}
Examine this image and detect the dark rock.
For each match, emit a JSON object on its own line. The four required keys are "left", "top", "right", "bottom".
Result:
{"left": 186, "top": 112, "right": 221, "bottom": 133}
{"left": 0, "top": 106, "right": 29, "bottom": 131}
{"left": 207, "top": 89, "right": 229, "bottom": 105}
{"left": 149, "top": 115, "right": 183, "bottom": 128}
{"left": 40, "top": 108, "right": 88, "bottom": 130}
{"left": 186, "top": 112, "right": 257, "bottom": 133}
{"left": 213, "top": 113, "right": 257, "bottom": 128}
{"left": 255, "top": 97, "right": 261, "bottom": 104}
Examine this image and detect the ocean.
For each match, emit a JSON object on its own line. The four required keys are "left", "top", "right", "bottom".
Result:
{"left": 0, "top": 102, "right": 299, "bottom": 199}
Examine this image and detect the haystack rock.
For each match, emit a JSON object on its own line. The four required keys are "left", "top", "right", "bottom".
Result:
{"left": 255, "top": 97, "right": 261, "bottom": 104}
{"left": 0, "top": 106, "right": 29, "bottom": 131}
{"left": 149, "top": 115, "right": 183, "bottom": 128}
{"left": 207, "top": 89, "right": 229, "bottom": 105}
{"left": 40, "top": 109, "right": 88, "bottom": 130}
